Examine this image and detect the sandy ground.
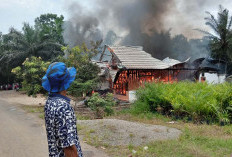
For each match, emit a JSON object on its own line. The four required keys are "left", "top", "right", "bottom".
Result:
{"left": 0, "top": 90, "right": 46, "bottom": 106}
{"left": 78, "top": 119, "right": 181, "bottom": 146}
{"left": 0, "top": 90, "right": 76, "bottom": 106}
{"left": 0, "top": 100, "right": 48, "bottom": 157}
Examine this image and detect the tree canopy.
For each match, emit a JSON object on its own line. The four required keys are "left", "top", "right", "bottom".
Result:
{"left": 35, "top": 13, "right": 64, "bottom": 44}
{"left": 0, "top": 14, "right": 65, "bottom": 84}
{"left": 206, "top": 6, "right": 232, "bottom": 60}
{"left": 59, "top": 44, "right": 101, "bottom": 97}
{"left": 200, "top": 5, "right": 232, "bottom": 74}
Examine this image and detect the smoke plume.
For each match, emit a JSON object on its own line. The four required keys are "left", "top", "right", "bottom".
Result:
{"left": 63, "top": 0, "right": 230, "bottom": 60}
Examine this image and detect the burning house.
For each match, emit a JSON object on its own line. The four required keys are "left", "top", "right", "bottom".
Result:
{"left": 93, "top": 45, "right": 228, "bottom": 102}
{"left": 94, "top": 45, "right": 189, "bottom": 102}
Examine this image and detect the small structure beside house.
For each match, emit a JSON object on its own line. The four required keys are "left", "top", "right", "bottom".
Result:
{"left": 192, "top": 57, "right": 227, "bottom": 84}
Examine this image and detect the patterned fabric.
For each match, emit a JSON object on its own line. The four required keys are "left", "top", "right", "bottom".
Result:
{"left": 44, "top": 93, "right": 83, "bottom": 157}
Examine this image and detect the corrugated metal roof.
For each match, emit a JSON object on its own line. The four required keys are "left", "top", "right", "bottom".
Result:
{"left": 163, "top": 57, "right": 190, "bottom": 67}
{"left": 107, "top": 46, "right": 170, "bottom": 69}
{"left": 162, "top": 57, "right": 182, "bottom": 66}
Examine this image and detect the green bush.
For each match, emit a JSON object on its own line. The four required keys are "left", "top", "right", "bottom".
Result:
{"left": 132, "top": 82, "right": 232, "bottom": 124}
{"left": 59, "top": 45, "right": 101, "bottom": 97}
{"left": 133, "top": 83, "right": 172, "bottom": 114}
{"left": 68, "top": 63, "right": 100, "bottom": 97}
{"left": 12, "top": 56, "right": 50, "bottom": 97}
{"left": 87, "top": 93, "right": 116, "bottom": 118}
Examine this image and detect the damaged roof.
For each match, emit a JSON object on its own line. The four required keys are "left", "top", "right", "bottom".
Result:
{"left": 163, "top": 57, "right": 190, "bottom": 67}
{"left": 192, "top": 57, "right": 226, "bottom": 74}
{"left": 107, "top": 46, "right": 170, "bottom": 69}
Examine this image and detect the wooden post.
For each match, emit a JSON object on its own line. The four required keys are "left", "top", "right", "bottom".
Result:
{"left": 99, "top": 45, "right": 107, "bottom": 62}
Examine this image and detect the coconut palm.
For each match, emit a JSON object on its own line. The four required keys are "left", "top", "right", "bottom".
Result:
{"left": 0, "top": 23, "right": 63, "bottom": 68}
{"left": 200, "top": 5, "right": 232, "bottom": 63}
{"left": 0, "top": 23, "right": 64, "bottom": 84}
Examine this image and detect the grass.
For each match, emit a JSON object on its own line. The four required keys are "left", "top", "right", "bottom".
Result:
{"left": 75, "top": 113, "right": 92, "bottom": 120}
{"left": 22, "top": 105, "right": 44, "bottom": 113}
{"left": 132, "top": 130, "right": 232, "bottom": 157}
{"left": 22, "top": 105, "right": 45, "bottom": 119}
{"left": 132, "top": 82, "right": 232, "bottom": 124}
{"left": 21, "top": 103, "right": 232, "bottom": 156}
{"left": 81, "top": 129, "right": 101, "bottom": 147}
{"left": 74, "top": 110, "right": 232, "bottom": 156}
{"left": 22, "top": 105, "right": 91, "bottom": 120}
{"left": 104, "top": 112, "right": 232, "bottom": 157}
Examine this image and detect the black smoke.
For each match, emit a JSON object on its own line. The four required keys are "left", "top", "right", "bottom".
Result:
{"left": 63, "top": 0, "right": 211, "bottom": 60}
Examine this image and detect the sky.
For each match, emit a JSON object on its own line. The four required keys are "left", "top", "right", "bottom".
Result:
{"left": 0, "top": 0, "right": 67, "bottom": 34}
{"left": 1, "top": 0, "right": 232, "bottom": 39}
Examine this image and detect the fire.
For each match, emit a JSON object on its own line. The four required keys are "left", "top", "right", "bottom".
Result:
{"left": 113, "top": 69, "right": 180, "bottom": 95}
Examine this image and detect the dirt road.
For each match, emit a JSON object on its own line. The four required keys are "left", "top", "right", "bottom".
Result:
{"left": 0, "top": 97, "right": 108, "bottom": 157}
{"left": 0, "top": 100, "right": 48, "bottom": 157}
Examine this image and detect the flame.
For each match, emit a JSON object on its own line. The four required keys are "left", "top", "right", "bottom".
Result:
{"left": 113, "top": 69, "right": 181, "bottom": 95}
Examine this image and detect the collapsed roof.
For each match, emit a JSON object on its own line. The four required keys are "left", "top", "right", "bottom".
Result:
{"left": 192, "top": 57, "right": 226, "bottom": 74}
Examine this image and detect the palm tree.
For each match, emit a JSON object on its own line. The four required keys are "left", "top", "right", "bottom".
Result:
{"left": 199, "top": 5, "right": 232, "bottom": 63}
{"left": 0, "top": 23, "right": 64, "bottom": 84}
{"left": 0, "top": 23, "right": 63, "bottom": 68}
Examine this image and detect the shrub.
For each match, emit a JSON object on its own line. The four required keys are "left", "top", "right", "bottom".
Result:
{"left": 12, "top": 56, "right": 50, "bottom": 97}
{"left": 87, "top": 93, "right": 116, "bottom": 118}
{"left": 58, "top": 45, "right": 101, "bottom": 97}
{"left": 132, "top": 83, "right": 172, "bottom": 115}
{"left": 132, "top": 82, "right": 232, "bottom": 124}
{"left": 68, "top": 63, "right": 100, "bottom": 97}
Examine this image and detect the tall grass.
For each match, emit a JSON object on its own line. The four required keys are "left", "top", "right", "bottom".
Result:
{"left": 131, "top": 82, "right": 232, "bottom": 124}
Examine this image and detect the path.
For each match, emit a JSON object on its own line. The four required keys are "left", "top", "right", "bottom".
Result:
{"left": 0, "top": 100, "right": 48, "bottom": 157}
